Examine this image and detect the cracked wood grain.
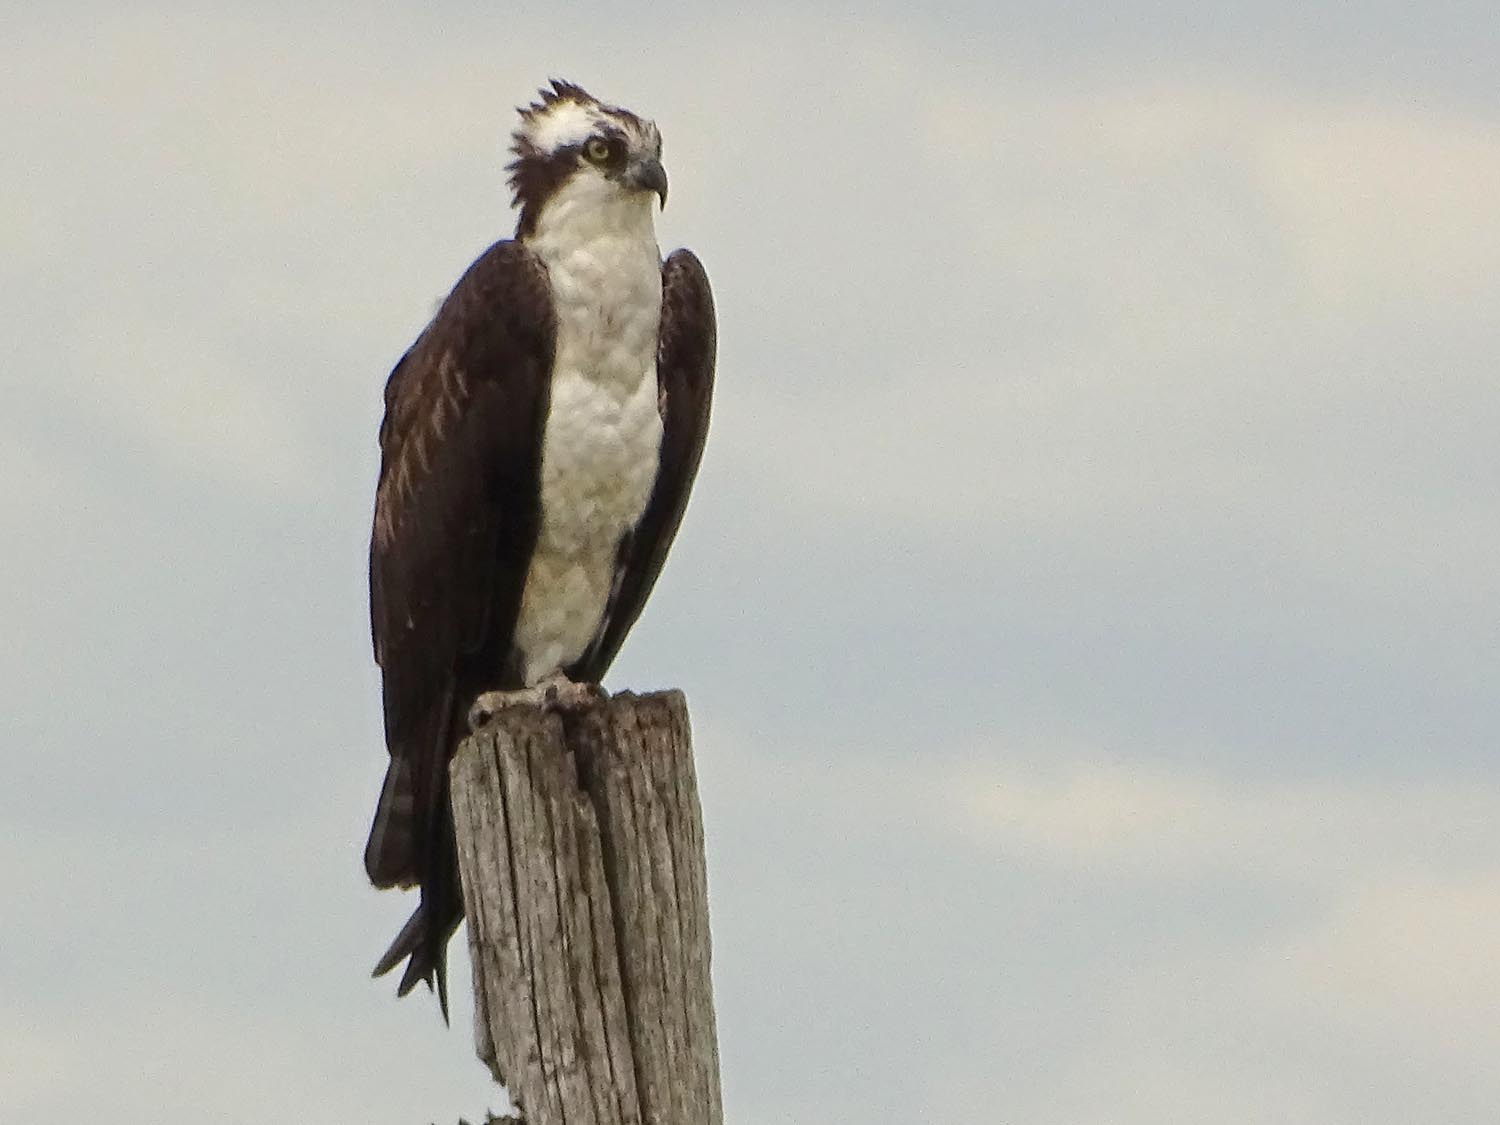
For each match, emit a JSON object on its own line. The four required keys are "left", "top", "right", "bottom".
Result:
{"left": 449, "top": 690, "right": 721, "bottom": 1125}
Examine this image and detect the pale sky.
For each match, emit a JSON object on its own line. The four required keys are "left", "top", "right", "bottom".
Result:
{"left": 5, "top": 3, "right": 1499, "bottom": 1123}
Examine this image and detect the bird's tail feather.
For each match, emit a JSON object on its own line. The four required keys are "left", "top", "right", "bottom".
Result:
{"left": 364, "top": 759, "right": 417, "bottom": 888}
{"left": 367, "top": 682, "right": 465, "bottom": 1021}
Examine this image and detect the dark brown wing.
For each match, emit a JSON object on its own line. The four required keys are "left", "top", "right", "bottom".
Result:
{"left": 573, "top": 248, "right": 716, "bottom": 681}
{"left": 364, "top": 240, "right": 554, "bottom": 1014}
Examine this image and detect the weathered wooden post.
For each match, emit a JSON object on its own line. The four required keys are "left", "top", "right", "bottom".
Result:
{"left": 448, "top": 689, "right": 721, "bottom": 1125}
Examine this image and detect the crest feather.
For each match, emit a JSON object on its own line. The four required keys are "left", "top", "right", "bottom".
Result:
{"left": 517, "top": 79, "right": 598, "bottom": 123}
{"left": 510, "top": 79, "right": 605, "bottom": 161}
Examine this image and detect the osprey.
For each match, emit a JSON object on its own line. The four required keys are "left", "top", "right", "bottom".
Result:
{"left": 364, "top": 80, "right": 715, "bottom": 1017}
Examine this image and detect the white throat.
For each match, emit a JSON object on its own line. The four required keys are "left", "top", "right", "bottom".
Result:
{"left": 528, "top": 174, "right": 660, "bottom": 270}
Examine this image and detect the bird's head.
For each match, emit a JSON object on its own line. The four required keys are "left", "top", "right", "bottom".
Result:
{"left": 508, "top": 80, "right": 668, "bottom": 239}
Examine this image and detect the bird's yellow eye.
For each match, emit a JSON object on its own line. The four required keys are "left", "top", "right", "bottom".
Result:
{"left": 584, "top": 137, "right": 612, "bottom": 164}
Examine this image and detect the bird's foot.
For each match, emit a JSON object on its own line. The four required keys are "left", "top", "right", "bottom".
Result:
{"left": 468, "top": 687, "right": 547, "bottom": 731}
{"left": 468, "top": 676, "right": 609, "bottom": 731}
{"left": 541, "top": 673, "right": 609, "bottom": 712}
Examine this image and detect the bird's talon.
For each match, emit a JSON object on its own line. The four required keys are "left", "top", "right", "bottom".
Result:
{"left": 467, "top": 698, "right": 496, "bottom": 732}
{"left": 542, "top": 677, "right": 608, "bottom": 712}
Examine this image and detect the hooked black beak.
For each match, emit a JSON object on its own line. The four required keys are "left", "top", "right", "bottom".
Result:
{"left": 625, "top": 155, "right": 669, "bottom": 208}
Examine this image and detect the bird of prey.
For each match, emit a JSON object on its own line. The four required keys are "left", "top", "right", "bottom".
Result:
{"left": 364, "top": 80, "right": 715, "bottom": 1018}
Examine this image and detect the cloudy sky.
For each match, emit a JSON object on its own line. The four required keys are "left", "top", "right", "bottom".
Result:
{"left": 5, "top": 2, "right": 1499, "bottom": 1122}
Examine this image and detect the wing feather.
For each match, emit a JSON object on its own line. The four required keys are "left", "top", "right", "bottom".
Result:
{"left": 364, "top": 241, "right": 554, "bottom": 1010}
{"left": 370, "top": 242, "right": 553, "bottom": 760}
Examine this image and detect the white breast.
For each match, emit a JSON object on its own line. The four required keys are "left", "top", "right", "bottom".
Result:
{"left": 512, "top": 182, "right": 665, "bottom": 684}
